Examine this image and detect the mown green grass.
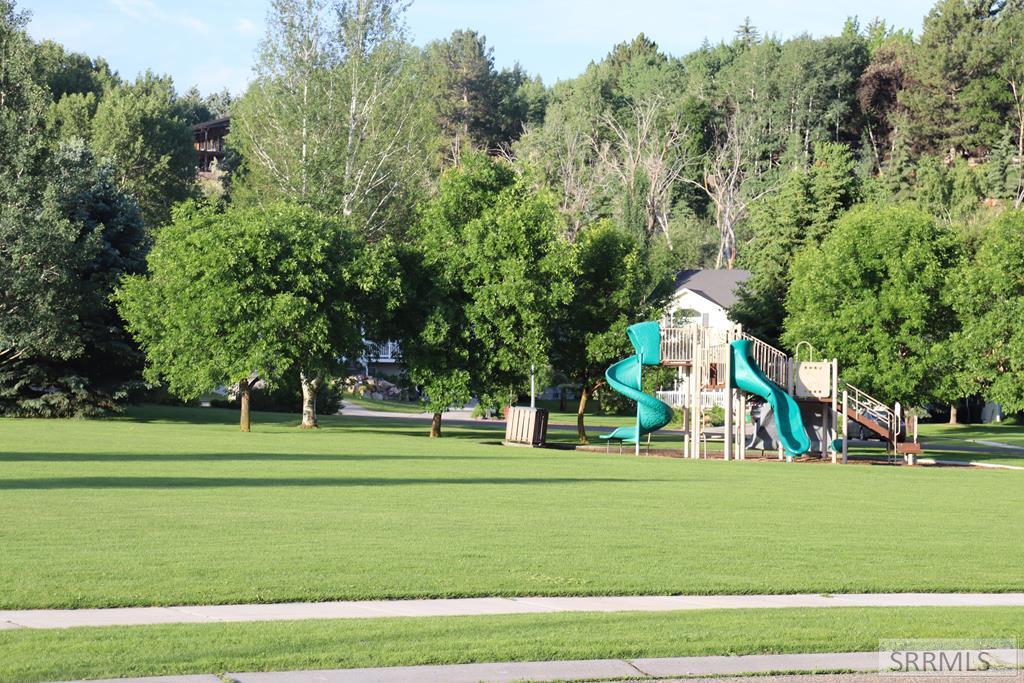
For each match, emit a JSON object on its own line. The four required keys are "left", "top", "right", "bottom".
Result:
{"left": 916, "top": 421, "right": 1024, "bottom": 466}
{"left": 0, "top": 405, "right": 1021, "bottom": 610}
{"left": 345, "top": 394, "right": 644, "bottom": 428}
{"left": 341, "top": 394, "right": 429, "bottom": 414}
{"left": 918, "top": 420, "right": 1023, "bottom": 441}
{"left": 2, "top": 607, "right": 1023, "bottom": 683}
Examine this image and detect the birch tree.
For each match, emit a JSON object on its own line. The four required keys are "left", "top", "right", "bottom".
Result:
{"left": 684, "top": 109, "right": 771, "bottom": 268}
{"left": 592, "top": 96, "right": 695, "bottom": 248}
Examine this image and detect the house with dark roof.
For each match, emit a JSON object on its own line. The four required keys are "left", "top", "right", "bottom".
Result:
{"left": 665, "top": 269, "right": 751, "bottom": 328}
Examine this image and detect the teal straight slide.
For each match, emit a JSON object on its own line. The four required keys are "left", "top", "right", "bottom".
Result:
{"left": 730, "top": 339, "right": 810, "bottom": 457}
{"left": 601, "top": 322, "right": 674, "bottom": 444}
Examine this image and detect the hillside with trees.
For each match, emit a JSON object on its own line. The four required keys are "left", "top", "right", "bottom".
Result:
{"left": 5, "top": 0, "right": 1024, "bottom": 426}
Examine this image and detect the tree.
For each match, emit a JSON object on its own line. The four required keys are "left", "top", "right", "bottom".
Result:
{"left": 550, "top": 221, "right": 672, "bottom": 443}
{"left": 858, "top": 39, "right": 911, "bottom": 170}
{"left": 0, "top": 0, "right": 90, "bottom": 411}
{"left": 514, "top": 33, "right": 700, "bottom": 245}
{"left": 0, "top": 3, "right": 149, "bottom": 416}
{"left": 515, "top": 88, "right": 603, "bottom": 239}
{"left": 733, "top": 142, "right": 862, "bottom": 345}
{"left": 782, "top": 204, "right": 960, "bottom": 407}
{"left": 992, "top": 6, "right": 1024, "bottom": 158}
{"left": 901, "top": 0, "right": 1009, "bottom": 155}
{"left": 424, "top": 29, "right": 499, "bottom": 161}
{"left": 115, "top": 203, "right": 398, "bottom": 431}
{"left": 423, "top": 30, "right": 541, "bottom": 162}
{"left": 90, "top": 71, "right": 196, "bottom": 227}
{"left": 179, "top": 85, "right": 232, "bottom": 124}
{"left": 31, "top": 39, "right": 117, "bottom": 101}
{"left": 735, "top": 18, "right": 760, "bottom": 48}
{"left": 232, "top": 0, "right": 432, "bottom": 234}
{"left": 685, "top": 107, "right": 771, "bottom": 268}
{"left": 949, "top": 210, "right": 1024, "bottom": 412}
{"left": 401, "top": 153, "right": 573, "bottom": 436}
{"left": 0, "top": 142, "right": 149, "bottom": 417}
{"left": 232, "top": 0, "right": 432, "bottom": 420}
{"left": 592, "top": 95, "right": 700, "bottom": 248}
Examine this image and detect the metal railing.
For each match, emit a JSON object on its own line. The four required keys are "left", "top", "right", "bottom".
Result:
{"left": 840, "top": 379, "right": 898, "bottom": 439}
{"left": 741, "top": 333, "right": 789, "bottom": 388}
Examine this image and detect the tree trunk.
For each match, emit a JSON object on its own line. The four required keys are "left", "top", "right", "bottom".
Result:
{"left": 239, "top": 378, "right": 252, "bottom": 433}
{"left": 577, "top": 385, "right": 590, "bottom": 445}
{"left": 430, "top": 412, "right": 442, "bottom": 438}
{"left": 300, "top": 372, "right": 320, "bottom": 429}
{"left": 949, "top": 403, "right": 958, "bottom": 425}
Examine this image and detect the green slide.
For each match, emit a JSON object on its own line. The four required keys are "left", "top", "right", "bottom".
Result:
{"left": 601, "top": 322, "right": 674, "bottom": 444}
{"left": 730, "top": 339, "right": 810, "bottom": 457}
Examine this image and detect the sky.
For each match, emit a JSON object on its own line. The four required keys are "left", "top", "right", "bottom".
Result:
{"left": 26, "top": 0, "right": 936, "bottom": 96}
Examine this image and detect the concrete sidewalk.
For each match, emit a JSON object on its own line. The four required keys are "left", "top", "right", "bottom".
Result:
{"left": 64, "top": 650, "right": 1024, "bottom": 682}
{"left": 6, "top": 593, "right": 1024, "bottom": 630}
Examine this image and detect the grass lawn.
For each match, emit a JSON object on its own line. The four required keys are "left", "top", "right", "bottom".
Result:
{"left": 918, "top": 420, "right": 1024, "bottom": 442}
{"left": 341, "top": 394, "right": 429, "bottom": 414}
{"left": 1, "top": 405, "right": 1022, "bottom": 610}
{"left": 916, "top": 421, "right": 1024, "bottom": 466}
{"left": 2, "top": 607, "right": 1023, "bottom": 682}
{"left": 344, "top": 394, "right": 645, "bottom": 429}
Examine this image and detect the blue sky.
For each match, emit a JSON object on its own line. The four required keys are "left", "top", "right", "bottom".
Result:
{"left": 26, "top": 0, "right": 936, "bottom": 96}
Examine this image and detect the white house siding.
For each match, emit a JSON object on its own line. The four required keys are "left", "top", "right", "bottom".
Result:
{"left": 667, "top": 288, "right": 732, "bottom": 328}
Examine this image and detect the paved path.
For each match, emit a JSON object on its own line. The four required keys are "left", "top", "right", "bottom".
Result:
{"left": 64, "top": 650, "right": 1024, "bottom": 682}
{"left": 6, "top": 593, "right": 1024, "bottom": 630}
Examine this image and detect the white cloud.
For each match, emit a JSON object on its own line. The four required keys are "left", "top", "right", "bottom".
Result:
{"left": 236, "top": 18, "right": 257, "bottom": 36}
{"left": 108, "top": 0, "right": 210, "bottom": 34}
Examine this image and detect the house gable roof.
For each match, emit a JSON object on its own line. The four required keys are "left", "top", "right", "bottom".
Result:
{"left": 672, "top": 269, "right": 751, "bottom": 309}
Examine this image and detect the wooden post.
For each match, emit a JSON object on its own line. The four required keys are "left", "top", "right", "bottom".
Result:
{"left": 821, "top": 403, "right": 829, "bottom": 460}
{"left": 841, "top": 390, "right": 849, "bottom": 464}
{"left": 723, "top": 345, "right": 733, "bottom": 461}
{"left": 691, "top": 342, "right": 701, "bottom": 460}
{"left": 738, "top": 394, "right": 746, "bottom": 460}
{"left": 636, "top": 349, "right": 643, "bottom": 458}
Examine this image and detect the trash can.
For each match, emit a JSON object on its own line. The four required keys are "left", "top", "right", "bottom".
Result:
{"left": 504, "top": 406, "right": 549, "bottom": 447}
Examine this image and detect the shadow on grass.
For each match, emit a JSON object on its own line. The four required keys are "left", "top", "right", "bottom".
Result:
{"left": 0, "top": 475, "right": 654, "bottom": 490}
{"left": 0, "top": 452, "right": 497, "bottom": 463}
{"left": 119, "top": 405, "right": 506, "bottom": 440}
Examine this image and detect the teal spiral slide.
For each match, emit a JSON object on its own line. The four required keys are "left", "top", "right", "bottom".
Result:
{"left": 729, "top": 339, "right": 810, "bottom": 457}
{"left": 601, "top": 322, "right": 674, "bottom": 444}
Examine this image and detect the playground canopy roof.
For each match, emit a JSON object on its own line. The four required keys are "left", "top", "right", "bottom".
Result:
{"left": 672, "top": 269, "right": 751, "bottom": 309}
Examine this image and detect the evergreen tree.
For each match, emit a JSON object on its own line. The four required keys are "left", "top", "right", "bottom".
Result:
{"left": 902, "top": 0, "right": 1010, "bottom": 155}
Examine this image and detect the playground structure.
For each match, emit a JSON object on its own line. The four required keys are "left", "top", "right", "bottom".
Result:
{"left": 603, "top": 321, "right": 922, "bottom": 463}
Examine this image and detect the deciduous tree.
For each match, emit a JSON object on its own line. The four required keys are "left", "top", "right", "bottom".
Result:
{"left": 90, "top": 71, "right": 196, "bottom": 227}
{"left": 949, "top": 210, "right": 1024, "bottom": 412}
{"left": 401, "top": 153, "right": 573, "bottom": 436}
{"left": 550, "top": 221, "right": 672, "bottom": 443}
{"left": 783, "top": 204, "right": 960, "bottom": 407}
{"left": 116, "top": 203, "right": 398, "bottom": 431}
